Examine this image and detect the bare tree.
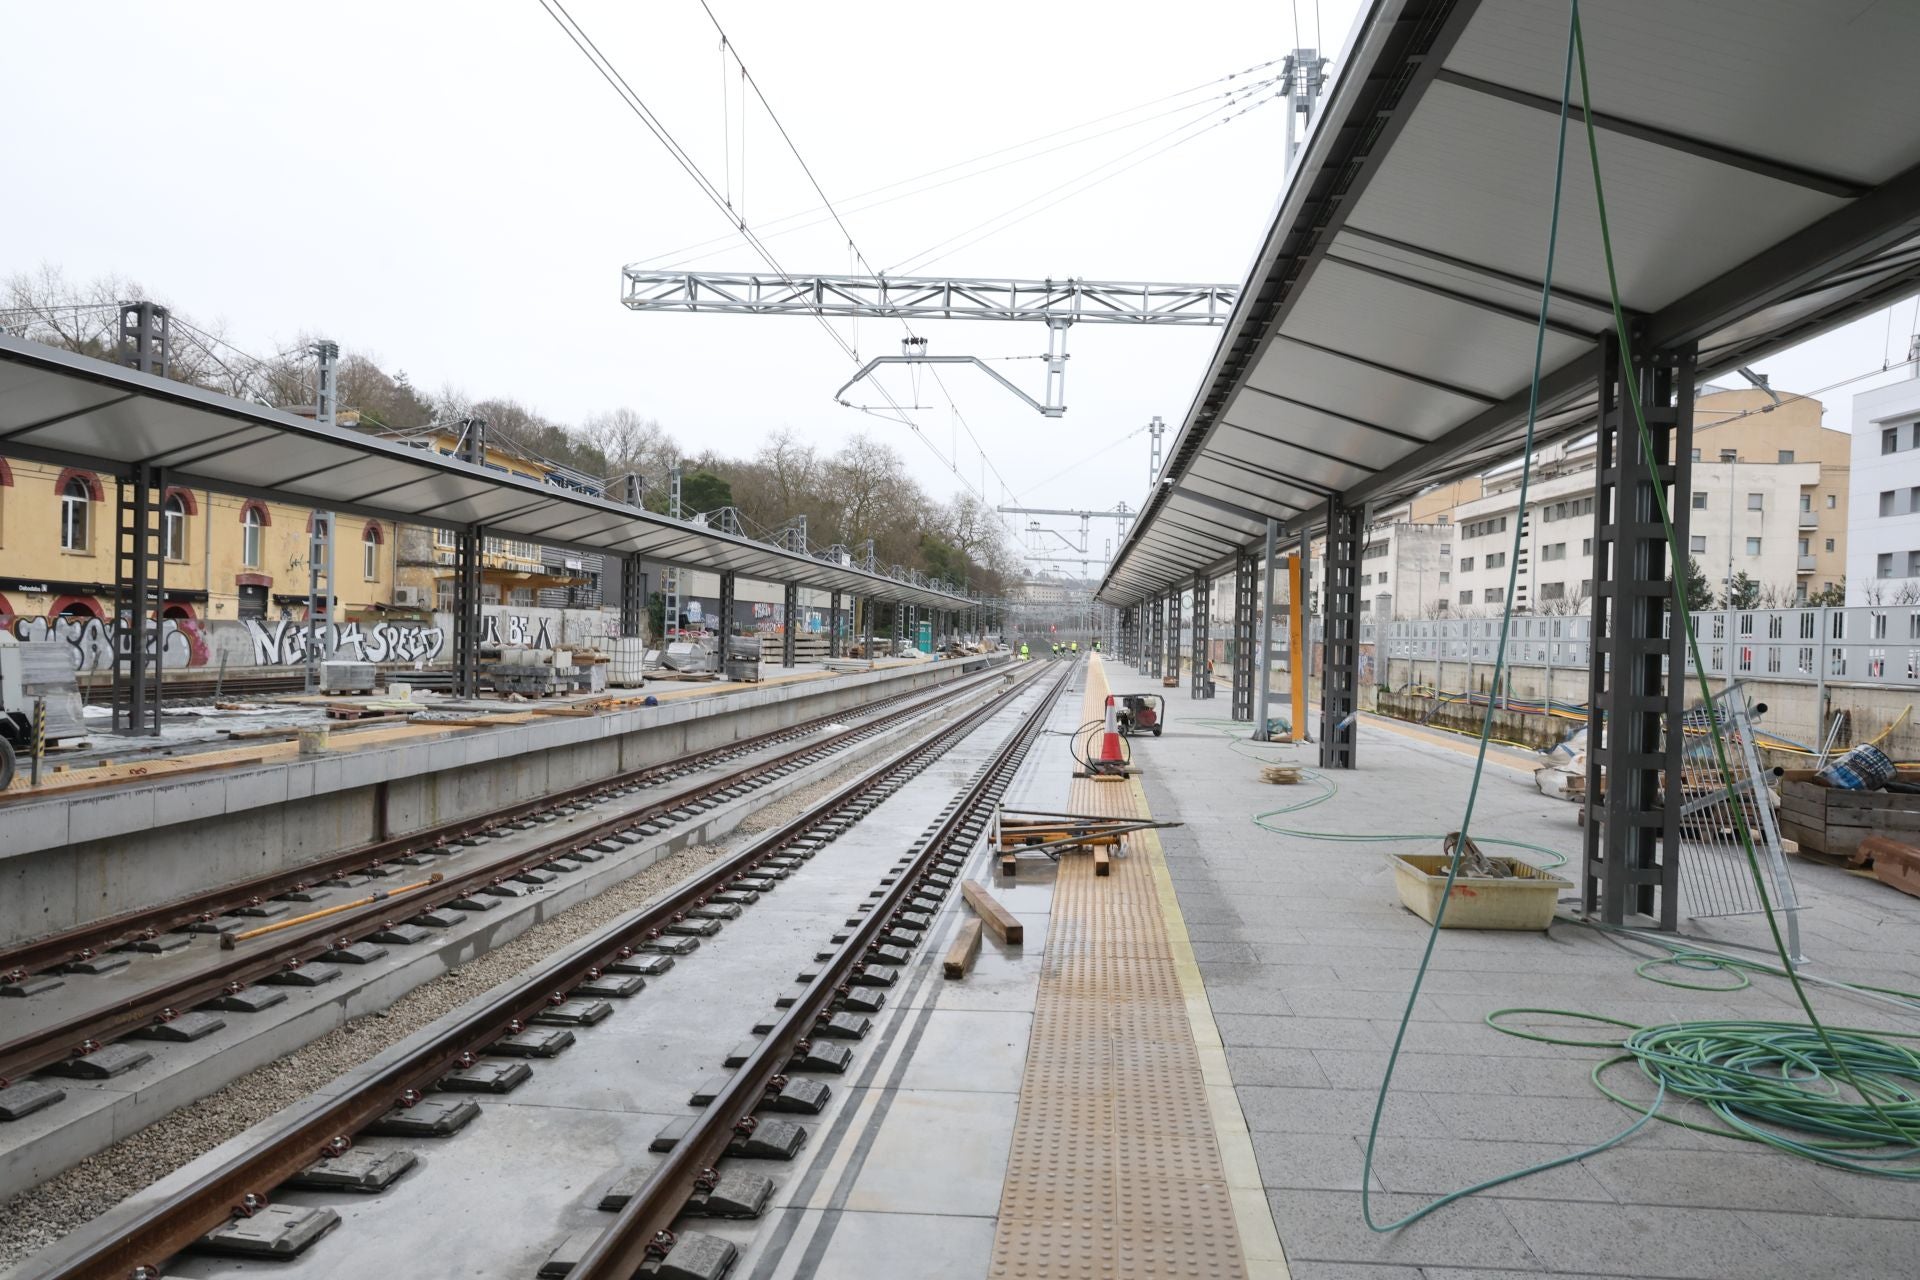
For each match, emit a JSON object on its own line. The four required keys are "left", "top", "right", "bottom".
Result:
{"left": 582, "top": 408, "right": 679, "bottom": 509}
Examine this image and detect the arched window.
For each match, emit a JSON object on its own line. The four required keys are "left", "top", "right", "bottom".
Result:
{"left": 60, "top": 478, "right": 91, "bottom": 551}
{"left": 241, "top": 503, "right": 266, "bottom": 568}
{"left": 362, "top": 522, "right": 383, "bottom": 582}
{"left": 163, "top": 493, "right": 189, "bottom": 561}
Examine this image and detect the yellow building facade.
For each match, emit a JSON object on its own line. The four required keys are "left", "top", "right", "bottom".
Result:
{"left": 0, "top": 454, "right": 396, "bottom": 627}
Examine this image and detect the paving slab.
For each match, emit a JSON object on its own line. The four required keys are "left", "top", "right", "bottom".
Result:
{"left": 1114, "top": 671, "right": 1920, "bottom": 1277}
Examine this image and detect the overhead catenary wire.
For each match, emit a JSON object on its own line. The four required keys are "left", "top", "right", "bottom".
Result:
{"left": 691, "top": 0, "right": 1027, "bottom": 528}
{"left": 631, "top": 56, "right": 1290, "bottom": 270}
{"left": 885, "top": 82, "right": 1286, "bottom": 276}
{"left": 538, "top": 0, "right": 989, "bottom": 500}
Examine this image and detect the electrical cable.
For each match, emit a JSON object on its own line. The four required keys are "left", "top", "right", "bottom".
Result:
{"left": 1361, "top": 2, "right": 1587, "bottom": 1231}
{"left": 1355, "top": 3, "right": 1920, "bottom": 1233}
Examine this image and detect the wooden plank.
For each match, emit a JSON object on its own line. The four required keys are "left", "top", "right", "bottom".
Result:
{"left": 943, "top": 918, "right": 984, "bottom": 979}
{"left": 1093, "top": 844, "right": 1111, "bottom": 877}
{"left": 961, "top": 880, "right": 1023, "bottom": 945}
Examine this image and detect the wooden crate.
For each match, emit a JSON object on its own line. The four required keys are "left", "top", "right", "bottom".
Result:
{"left": 1778, "top": 770, "right": 1920, "bottom": 859}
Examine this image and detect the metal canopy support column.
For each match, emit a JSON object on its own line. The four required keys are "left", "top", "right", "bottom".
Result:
{"left": 1231, "top": 552, "right": 1256, "bottom": 720}
{"left": 1320, "top": 497, "right": 1361, "bottom": 769}
{"left": 1166, "top": 589, "right": 1183, "bottom": 684}
{"left": 718, "top": 571, "right": 736, "bottom": 659}
{"left": 781, "top": 583, "right": 798, "bottom": 667}
{"left": 829, "top": 591, "right": 842, "bottom": 658}
{"left": 112, "top": 462, "right": 166, "bottom": 735}
{"left": 620, "top": 555, "right": 647, "bottom": 639}
{"left": 1190, "top": 574, "right": 1213, "bottom": 699}
{"left": 452, "top": 523, "right": 483, "bottom": 699}
{"left": 1254, "top": 519, "right": 1280, "bottom": 740}
{"left": 303, "top": 512, "right": 335, "bottom": 694}
{"left": 1584, "top": 332, "right": 1694, "bottom": 931}
{"left": 862, "top": 595, "right": 875, "bottom": 659}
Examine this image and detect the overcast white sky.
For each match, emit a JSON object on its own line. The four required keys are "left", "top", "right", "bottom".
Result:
{"left": 5, "top": 2, "right": 1916, "bottom": 574}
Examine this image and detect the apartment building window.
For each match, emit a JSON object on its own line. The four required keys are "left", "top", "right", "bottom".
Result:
{"left": 510, "top": 587, "right": 536, "bottom": 607}
{"left": 1691, "top": 448, "right": 1702, "bottom": 461}
{"left": 1827, "top": 493, "right": 1837, "bottom": 508}
{"left": 1746, "top": 537, "right": 1762, "bottom": 555}
{"left": 1825, "top": 538, "right": 1835, "bottom": 552}
{"left": 59, "top": 478, "right": 91, "bottom": 551}
{"left": 1692, "top": 491, "right": 1707, "bottom": 509}
{"left": 1379, "top": 570, "right": 1388, "bottom": 582}
{"left": 1581, "top": 537, "right": 1593, "bottom": 555}
{"left": 1798, "top": 537, "right": 1810, "bottom": 556}
{"left": 1485, "top": 551, "right": 1506, "bottom": 570}
{"left": 163, "top": 494, "right": 188, "bottom": 561}
{"left": 362, "top": 523, "right": 383, "bottom": 581}
{"left": 1539, "top": 582, "right": 1566, "bottom": 600}
{"left": 1459, "top": 590, "right": 1473, "bottom": 605}
{"left": 1690, "top": 535, "right": 1707, "bottom": 554}
{"left": 1883, "top": 490, "right": 1900, "bottom": 517}
{"left": 241, "top": 503, "right": 267, "bottom": 568}
{"left": 1358, "top": 599, "right": 1371, "bottom": 613}
{"left": 1911, "top": 550, "right": 1920, "bottom": 578}
{"left": 1361, "top": 573, "right": 1373, "bottom": 587}
{"left": 1582, "top": 579, "right": 1593, "bottom": 596}
{"left": 1778, "top": 450, "right": 1795, "bottom": 464}
{"left": 434, "top": 578, "right": 454, "bottom": 610}
{"left": 1438, "top": 571, "right": 1450, "bottom": 584}
{"left": 1799, "top": 493, "right": 1812, "bottom": 514}
{"left": 1462, "top": 516, "right": 1508, "bottom": 539}
{"left": 1880, "top": 553, "right": 1895, "bottom": 579}
{"left": 1747, "top": 493, "right": 1764, "bottom": 510}
{"left": 1796, "top": 582, "right": 1808, "bottom": 605}
{"left": 1541, "top": 542, "right": 1566, "bottom": 561}
{"left": 1484, "top": 587, "right": 1504, "bottom": 604}
{"left": 1459, "top": 556, "right": 1474, "bottom": 572}
{"left": 1886, "top": 427, "right": 1901, "bottom": 455}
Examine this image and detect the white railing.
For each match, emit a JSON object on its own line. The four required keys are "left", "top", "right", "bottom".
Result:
{"left": 1380, "top": 606, "right": 1920, "bottom": 691}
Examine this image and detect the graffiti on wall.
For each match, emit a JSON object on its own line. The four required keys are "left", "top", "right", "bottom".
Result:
{"left": 243, "top": 618, "right": 447, "bottom": 667}
{"left": 4, "top": 614, "right": 210, "bottom": 672}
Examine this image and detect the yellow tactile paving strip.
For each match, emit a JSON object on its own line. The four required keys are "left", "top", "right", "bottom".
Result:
{"left": 988, "top": 656, "right": 1287, "bottom": 1279}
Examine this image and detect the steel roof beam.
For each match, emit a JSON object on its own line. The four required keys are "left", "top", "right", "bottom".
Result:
{"left": 1432, "top": 69, "right": 1869, "bottom": 200}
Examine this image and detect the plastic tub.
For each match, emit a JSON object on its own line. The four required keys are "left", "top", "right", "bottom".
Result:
{"left": 1388, "top": 853, "right": 1570, "bottom": 930}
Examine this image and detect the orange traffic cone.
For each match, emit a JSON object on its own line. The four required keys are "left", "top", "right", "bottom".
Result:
{"left": 1096, "top": 695, "right": 1125, "bottom": 769}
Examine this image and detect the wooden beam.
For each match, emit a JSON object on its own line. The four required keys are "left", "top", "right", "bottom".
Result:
{"left": 961, "top": 880, "right": 1023, "bottom": 945}
{"left": 943, "top": 918, "right": 984, "bottom": 979}
{"left": 1093, "top": 845, "right": 1111, "bottom": 877}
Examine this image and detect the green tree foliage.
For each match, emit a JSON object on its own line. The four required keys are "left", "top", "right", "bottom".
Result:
{"left": 1670, "top": 555, "right": 1716, "bottom": 613}
{"left": 678, "top": 468, "right": 733, "bottom": 515}
{"left": 1724, "top": 571, "right": 1760, "bottom": 611}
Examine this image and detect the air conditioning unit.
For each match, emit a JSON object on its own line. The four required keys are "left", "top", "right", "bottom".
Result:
{"left": 393, "top": 586, "right": 426, "bottom": 608}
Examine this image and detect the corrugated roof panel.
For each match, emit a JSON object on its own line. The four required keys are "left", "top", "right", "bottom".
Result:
{"left": 1349, "top": 80, "right": 1847, "bottom": 313}
{"left": 0, "top": 336, "right": 971, "bottom": 610}
{"left": 1243, "top": 335, "right": 1490, "bottom": 440}
{"left": 1276, "top": 256, "right": 1594, "bottom": 401}
{"left": 1216, "top": 394, "right": 1411, "bottom": 471}
{"left": 1447, "top": 0, "right": 1920, "bottom": 188}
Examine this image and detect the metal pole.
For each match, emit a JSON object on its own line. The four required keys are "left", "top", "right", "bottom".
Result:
{"left": 1254, "top": 519, "right": 1279, "bottom": 740}
{"left": 30, "top": 696, "right": 45, "bottom": 787}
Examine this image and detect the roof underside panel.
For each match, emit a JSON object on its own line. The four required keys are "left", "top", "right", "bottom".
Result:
{"left": 1100, "top": 0, "right": 1920, "bottom": 605}
{"left": 0, "top": 338, "right": 971, "bottom": 611}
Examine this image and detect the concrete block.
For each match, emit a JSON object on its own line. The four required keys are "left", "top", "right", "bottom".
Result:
{"left": 66, "top": 789, "right": 154, "bottom": 846}
{"left": 217, "top": 769, "right": 288, "bottom": 817}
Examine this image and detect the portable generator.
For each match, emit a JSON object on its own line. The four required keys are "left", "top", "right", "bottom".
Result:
{"left": 1116, "top": 693, "right": 1164, "bottom": 737}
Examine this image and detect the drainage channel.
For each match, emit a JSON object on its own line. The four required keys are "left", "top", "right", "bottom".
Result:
{"left": 18, "top": 661, "right": 1059, "bottom": 1280}
{"left": 0, "top": 666, "right": 1012, "bottom": 1200}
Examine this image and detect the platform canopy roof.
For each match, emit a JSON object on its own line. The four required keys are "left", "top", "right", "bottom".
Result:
{"left": 0, "top": 334, "right": 974, "bottom": 609}
{"left": 1101, "top": 0, "right": 1920, "bottom": 604}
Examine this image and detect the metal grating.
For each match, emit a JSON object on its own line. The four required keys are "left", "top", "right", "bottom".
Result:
{"left": 990, "top": 661, "right": 1248, "bottom": 1279}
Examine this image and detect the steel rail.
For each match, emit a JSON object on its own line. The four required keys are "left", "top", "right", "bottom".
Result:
{"left": 0, "top": 665, "right": 1007, "bottom": 1088}
{"left": 30, "top": 660, "right": 1051, "bottom": 1280}
{"left": 573, "top": 658, "right": 1074, "bottom": 1279}
{"left": 0, "top": 663, "right": 990, "bottom": 980}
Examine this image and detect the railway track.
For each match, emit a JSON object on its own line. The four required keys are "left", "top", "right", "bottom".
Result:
{"left": 21, "top": 656, "right": 1070, "bottom": 1280}
{"left": 0, "top": 663, "right": 1008, "bottom": 1104}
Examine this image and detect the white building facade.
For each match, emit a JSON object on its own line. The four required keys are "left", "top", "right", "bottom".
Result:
{"left": 1849, "top": 376, "right": 1920, "bottom": 603}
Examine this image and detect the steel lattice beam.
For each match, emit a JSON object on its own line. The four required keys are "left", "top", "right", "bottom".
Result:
{"left": 621, "top": 271, "right": 1237, "bottom": 326}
